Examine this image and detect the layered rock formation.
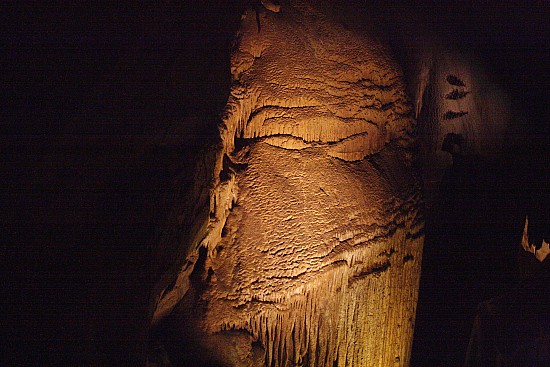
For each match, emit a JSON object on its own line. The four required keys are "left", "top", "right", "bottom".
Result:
{"left": 152, "top": 2, "right": 423, "bottom": 366}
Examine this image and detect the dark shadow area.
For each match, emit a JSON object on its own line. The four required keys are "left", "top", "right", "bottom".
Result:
{"left": 412, "top": 146, "right": 550, "bottom": 366}
{"left": 464, "top": 259, "right": 550, "bottom": 366}
{"left": 355, "top": 2, "right": 549, "bottom": 365}
{"left": 3, "top": 1, "right": 244, "bottom": 365}
{"left": 151, "top": 246, "right": 229, "bottom": 367}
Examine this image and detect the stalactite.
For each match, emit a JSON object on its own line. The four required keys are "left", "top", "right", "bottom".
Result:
{"left": 199, "top": 140, "right": 424, "bottom": 366}
{"left": 221, "top": 226, "right": 422, "bottom": 367}
{"left": 153, "top": 1, "right": 424, "bottom": 366}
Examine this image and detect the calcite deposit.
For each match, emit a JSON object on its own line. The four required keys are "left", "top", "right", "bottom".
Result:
{"left": 152, "top": 1, "right": 424, "bottom": 366}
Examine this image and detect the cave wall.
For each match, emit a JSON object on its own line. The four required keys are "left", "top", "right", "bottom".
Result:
{"left": 4, "top": 1, "right": 547, "bottom": 366}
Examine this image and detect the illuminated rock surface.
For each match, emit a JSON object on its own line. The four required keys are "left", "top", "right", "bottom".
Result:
{"left": 198, "top": 145, "right": 423, "bottom": 367}
{"left": 222, "top": 2, "right": 414, "bottom": 162}
{"left": 153, "top": 2, "right": 423, "bottom": 366}
{"left": 5, "top": 2, "right": 547, "bottom": 366}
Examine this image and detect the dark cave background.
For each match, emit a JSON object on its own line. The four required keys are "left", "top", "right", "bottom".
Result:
{"left": 2, "top": 1, "right": 548, "bottom": 366}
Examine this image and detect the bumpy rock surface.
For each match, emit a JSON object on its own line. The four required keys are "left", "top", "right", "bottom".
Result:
{"left": 153, "top": 2, "right": 424, "bottom": 366}
{"left": 221, "top": 1, "right": 414, "bottom": 161}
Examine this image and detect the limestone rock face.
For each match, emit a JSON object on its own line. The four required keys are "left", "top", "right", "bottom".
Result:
{"left": 153, "top": 2, "right": 424, "bottom": 366}
{"left": 406, "top": 45, "right": 511, "bottom": 202}
{"left": 222, "top": 0, "right": 415, "bottom": 162}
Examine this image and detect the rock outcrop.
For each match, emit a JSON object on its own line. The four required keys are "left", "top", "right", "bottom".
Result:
{"left": 152, "top": 2, "right": 424, "bottom": 366}
{"left": 405, "top": 44, "right": 511, "bottom": 204}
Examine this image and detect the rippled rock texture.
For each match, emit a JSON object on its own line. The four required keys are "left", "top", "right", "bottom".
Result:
{"left": 152, "top": 2, "right": 424, "bottom": 366}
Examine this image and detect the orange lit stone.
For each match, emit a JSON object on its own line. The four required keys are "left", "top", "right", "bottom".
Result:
{"left": 153, "top": 2, "right": 424, "bottom": 366}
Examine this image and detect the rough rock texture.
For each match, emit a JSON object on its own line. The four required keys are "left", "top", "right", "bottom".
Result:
{"left": 153, "top": 1, "right": 423, "bottom": 366}
{"left": 221, "top": 1, "right": 414, "bottom": 161}
{"left": 405, "top": 45, "right": 511, "bottom": 204}
{"left": 198, "top": 144, "right": 423, "bottom": 367}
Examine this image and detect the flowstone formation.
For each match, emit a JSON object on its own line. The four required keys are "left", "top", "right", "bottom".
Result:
{"left": 153, "top": 2, "right": 424, "bottom": 366}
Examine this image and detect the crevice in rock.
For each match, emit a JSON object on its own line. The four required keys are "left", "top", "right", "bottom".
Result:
{"left": 445, "top": 89, "right": 470, "bottom": 100}
{"left": 446, "top": 74, "right": 466, "bottom": 86}
{"left": 189, "top": 246, "right": 210, "bottom": 298}
{"left": 349, "top": 261, "right": 391, "bottom": 284}
{"left": 443, "top": 110, "right": 469, "bottom": 120}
